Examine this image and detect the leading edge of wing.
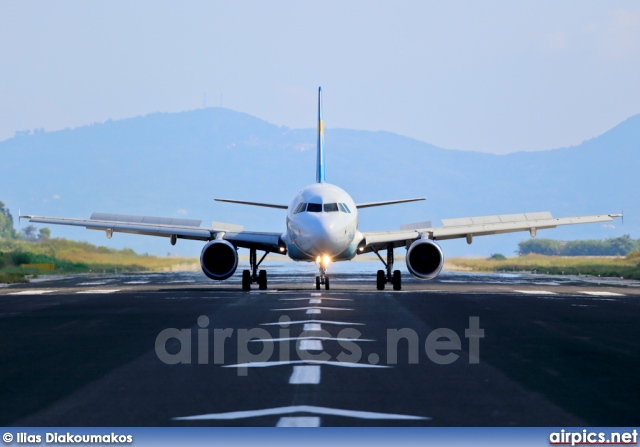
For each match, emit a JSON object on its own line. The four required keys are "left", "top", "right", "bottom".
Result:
{"left": 23, "top": 213, "right": 285, "bottom": 252}
{"left": 359, "top": 212, "right": 621, "bottom": 251}
{"left": 214, "top": 198, "right": 288, "bottom": 210}
{"left": 355, "top": 197, "right": 426, "bottom": 209}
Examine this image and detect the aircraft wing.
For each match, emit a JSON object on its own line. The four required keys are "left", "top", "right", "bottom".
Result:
{"left": 360, "top": 211, "right": 622, "bottom": 253}
{"left": 355, "top": 198, "right": 426, "bottom": 209}
{"left": 22, "top": 212, "right": 285, "bottom": 252}
{"left": 214, "top": 199, "right": 288, "bottom": 209}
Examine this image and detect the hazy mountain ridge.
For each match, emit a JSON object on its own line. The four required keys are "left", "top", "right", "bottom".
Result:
{"left": 1, "top": 109, "right": 637, "bottom": 257}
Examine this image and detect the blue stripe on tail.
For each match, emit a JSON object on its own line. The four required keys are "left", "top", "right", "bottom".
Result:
{"left": 316, "top": 87, "right": 325, "bottom": 183}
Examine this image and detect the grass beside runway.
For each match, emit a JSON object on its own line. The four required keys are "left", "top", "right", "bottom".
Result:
{"left": 0, "top": 237, "right": 197, "bottom": 283}
{"left": 447, "top": 252, "right": 640, "bottom": 280}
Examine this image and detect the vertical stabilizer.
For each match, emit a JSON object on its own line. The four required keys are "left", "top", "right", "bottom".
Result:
{"left": 316, "top": 87, "right": 325, "bottom": 183}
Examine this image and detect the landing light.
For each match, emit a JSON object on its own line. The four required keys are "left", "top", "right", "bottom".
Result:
{"left": 322, "top": 255, "right": 331, "bottom": 266}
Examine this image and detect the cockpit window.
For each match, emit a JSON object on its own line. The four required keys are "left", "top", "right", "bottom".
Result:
{"left": 324, "top": 203, "right": 339, "bottom": 212}
{"left": 294, "top": 202, "right": 306, "bottom": 214}
{"left": 341, "top": 203, "right": 352, "bottom": 213}
{"left": 307, "top": 202, "right": 322, "bottom": 213}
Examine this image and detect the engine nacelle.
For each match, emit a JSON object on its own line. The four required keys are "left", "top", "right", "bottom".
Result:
{"left": 406, "top": 239, "right": 444, "bottom": 280}
{"left": 200, "top": 240, "right": 238, "bottom": 280}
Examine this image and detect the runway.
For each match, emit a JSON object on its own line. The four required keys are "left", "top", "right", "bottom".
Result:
{"left": 1, "top": 269, "right": 639, "bottom": 427}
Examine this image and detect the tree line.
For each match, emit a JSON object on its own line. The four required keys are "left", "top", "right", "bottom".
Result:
{"left": 518, "top": 235, "right": 639, "bottom": 256}
{"left": 0, "top": 201, "right": 50, "bottom": 241}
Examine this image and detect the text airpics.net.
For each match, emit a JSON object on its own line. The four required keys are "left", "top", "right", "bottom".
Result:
{"left": 549, "top": 429, "right": 638, "bottom": 446}
{"left": 154, "top": 315, "right": 484, "bottom": 375}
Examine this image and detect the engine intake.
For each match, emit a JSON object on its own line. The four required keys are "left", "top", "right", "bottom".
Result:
{"left": 406, "top": 239, "right": 444, "bottom": 280}
{"left": 200, "top": 240, "right": 238, "bottom": 280}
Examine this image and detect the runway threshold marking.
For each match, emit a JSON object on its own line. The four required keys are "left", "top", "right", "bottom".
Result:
{"left": 579, "top": 291, "right": 626, "bottom": 296}
{"left": 289, "top": 365, "right": 321, "bottom": 384}
{"left": 76, "top": 289, "right": 121, "bottom": 294}
{"left": 8, "top": 289, "right": 57, "bottom": 295}
{"left": 277, "top": 416, "right": 320, "bottom": 427}
{"left": 173, "top": 405, "right": 428, "bottom": 421}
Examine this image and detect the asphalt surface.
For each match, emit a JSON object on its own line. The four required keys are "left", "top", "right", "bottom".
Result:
{"left": 1, "top": 270, "right": 639, "bottom": 427}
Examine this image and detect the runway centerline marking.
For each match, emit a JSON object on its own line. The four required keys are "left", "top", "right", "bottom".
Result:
{"left": 309, "top": 299, "right": 322, "bottom": 304}
{"left": 9, "top": 289, "right": 57, "bottom": 295}
{"left": 513, "top": 290, "right": 557, "bottom": 295}
{"left": 280, "top": 297, "right": 352, "bottom": 302}
{"left": 76, "top": 289, "right": 121, "bottom": 294}
{"left": 249, "top": 336, "right": 374, "bottom": 343}
{"left": 289, "top": 365, "right": 321, "bottom": 384}
{"left": 261, "top": 320, "right": 364, "bottom": 327}
{"left": 304, "top": 323, "right": 322, "bottom": 331}
{"left": 579, "top": 291, "right": 625, "bottom": 296}
{"left": 306, "top": 309, "right": 321, "bottom": 315}
{"left": 299, "top": 339, "right": 323, "bottom": 351}
{"left": 173, "top": 405, "right": 428, "bottom": 421}
{"left": 223, "top": 360, "right": 391, "bottom": 369}
{"left": 273, "top": 306, "right": 353, "bottom": 311}
{"left": 277, "top": 416, "right": 320, "bottom": 427}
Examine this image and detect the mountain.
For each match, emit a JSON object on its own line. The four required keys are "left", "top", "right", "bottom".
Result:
{"left": 1, "top": 109, "right": 637, "bottom": 257}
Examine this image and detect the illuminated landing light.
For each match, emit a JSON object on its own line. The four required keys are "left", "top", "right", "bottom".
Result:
{"left": 279, "top": 246, "right": 285, "bottom": 252}
{"left": 322, "top": 255, "right": 331, "bottom": 266}
{"left": 358, "top": 247, "right": 364, "bottom": 252}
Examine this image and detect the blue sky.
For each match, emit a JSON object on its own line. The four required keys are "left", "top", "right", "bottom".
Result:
{"left": 1, "top": 1, "right": 639, "bottom": 154}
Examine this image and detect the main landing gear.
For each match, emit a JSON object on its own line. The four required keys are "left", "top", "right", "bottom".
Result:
{"left": 372, "top": 243, "right": 402, "bottom": 291}
{"left": 316, "top": 264, "right": 330, "bottom": 290}
{"left": 242, "top": 248, "right": 269, "bottom": 291}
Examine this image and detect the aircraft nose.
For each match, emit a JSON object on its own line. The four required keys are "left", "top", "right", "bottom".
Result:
{"left": 310, "top": 215, "right": 352, "bottom": 256}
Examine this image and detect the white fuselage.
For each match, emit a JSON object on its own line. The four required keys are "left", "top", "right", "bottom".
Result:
{"left": 282, "top": 183, "right": 363, "bottom": 262}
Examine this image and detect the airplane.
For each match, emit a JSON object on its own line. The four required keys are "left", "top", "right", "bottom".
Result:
{"left": 22, "top": 87, "right": 622, "bottom": 291}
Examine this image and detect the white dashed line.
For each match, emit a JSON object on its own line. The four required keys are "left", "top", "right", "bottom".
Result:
{"left": 123, "top": 281, "right": 150, "bottom": 284}
{"left": 280, "top": 297, "right": 352, "bottom": 302}
{"left": 579, "top": 291, "right": 626, "bottom": 296}
{"left": 249, "top": 336, "right": 374, "bottom": 343}
{"left": 309, "top": 299, "right": 322, "bottom": 304}
{"left": 77, "top": 282, "right": 108, "bottom": 286}
{"left": 513, "top": 290, "right": 557, "bottom": 295}
{"left": 306, "top": 309, "right": 321, "bottom": 315}
{"left": 174, "top": 405, "right": 428, "bottom": 421}
{"left": 261, "top": 320, "right": 364, "bottom": 327}
{"left": 9, "top": 289, "right": 57, "bottom": 295}
{"left": 224, "top": 360, "right": 390, "bottom": 369}
{"left": 299, "top": 339, "right": 323, "bottom": 351}
{"left": 289, "top": 365, "right": 321, "bottom": 384}
{"left": 310, "top": 293, "right": 322, "bottom": 297}
{"left": 277, "top": 416, "right": 321, "bottom": 427}
{"left": 76, "top": 289, "right": 121, "bottom": 294}
{"left": 303, "top": 323, "right": 322, "bottom": 331}
{"left": 274, "top": 306, "right": 353, "bottom": 311}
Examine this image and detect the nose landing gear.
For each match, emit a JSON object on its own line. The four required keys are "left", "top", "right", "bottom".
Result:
{"left": 316, "top": 265, "right": 330, "bottom": 290}
{"left": 372, "top": 243, "right": 401, "bottom": 291}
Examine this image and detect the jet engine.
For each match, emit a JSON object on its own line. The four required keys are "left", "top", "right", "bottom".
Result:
{"left": 406, "top": 239, "right": 444, "bottom": 280}
{"left": 200, "top": 240, "right": 238, "bottom": 280}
